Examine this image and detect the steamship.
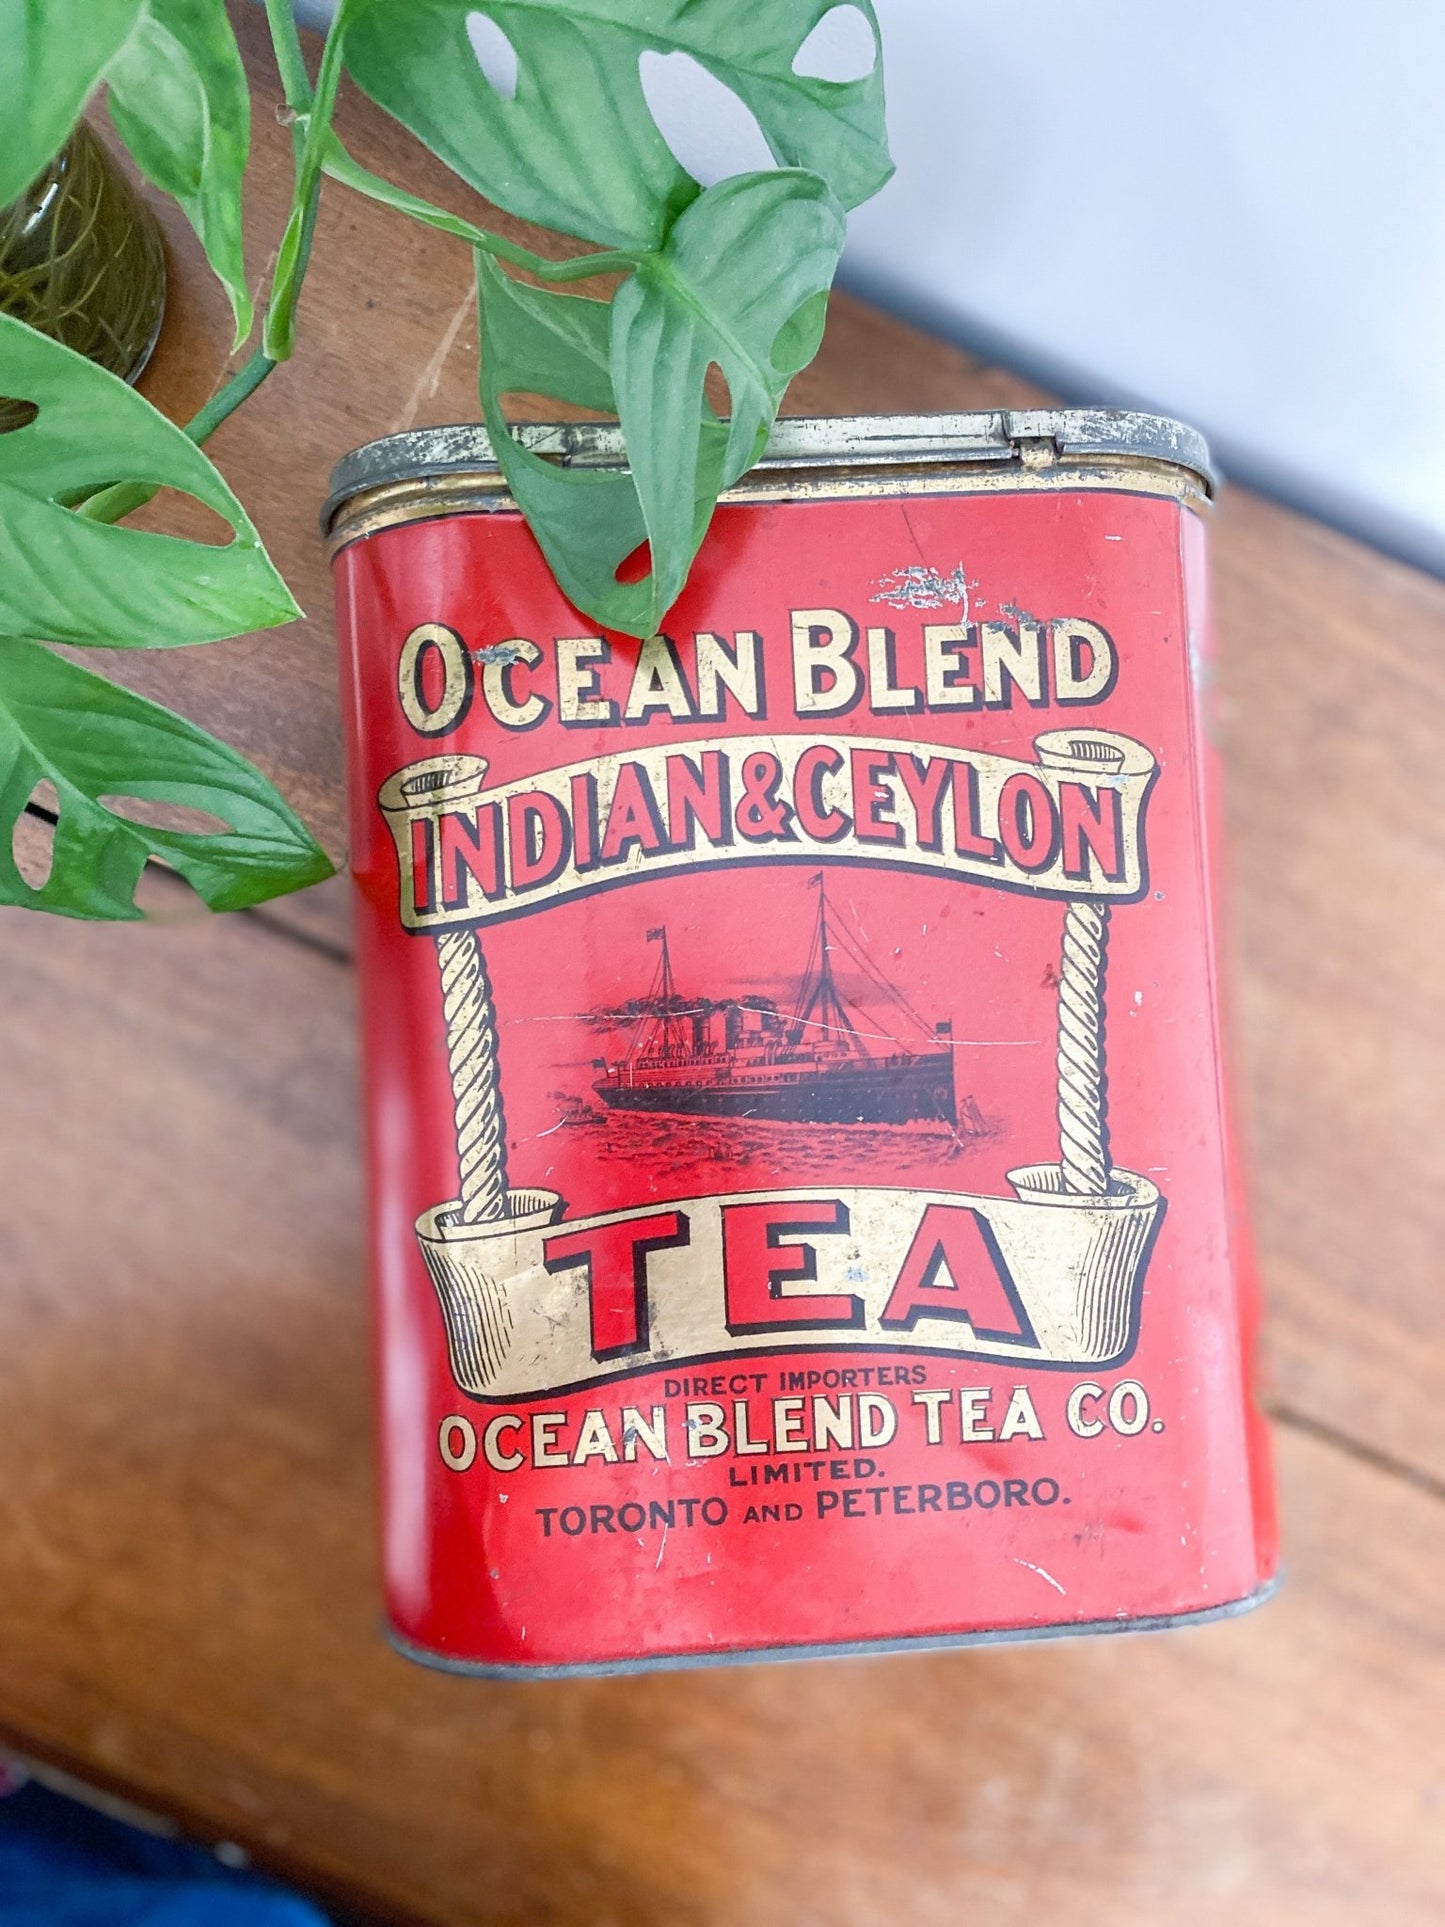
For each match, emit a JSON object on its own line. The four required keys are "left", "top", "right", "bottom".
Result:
{"left": 592, "top": 877, "right": 956, "bottom": 1125}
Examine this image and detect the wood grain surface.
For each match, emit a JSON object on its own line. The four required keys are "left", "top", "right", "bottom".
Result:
{"left": 1, "top": 8, "right": 1439, "bottom": 1922}
{"left": 0, "top": 906, "right": 1440, "bottom": 1925}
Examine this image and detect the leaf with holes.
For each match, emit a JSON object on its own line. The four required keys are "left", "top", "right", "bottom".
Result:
{"left": 106, "top": 0, "right": 254, "bottom": 346}
{"left": 475, "top": 249, "right": 731, "bottom": 636}
{"left": 0, "top": 311, "right": 297, "bottom": 646}
{"left": 610, "top": 169, "right": 844, "bottom": 624}
{"left": 342, "top": 0, "right": 891, "bottom": 251}
{"left": 0, "top": 0, "right": 147, "bottom": 206}
{"left": 475, "top": 251, "right": 656, "bottom": 632}
{"left": 0, "top": 637, "right": 333, "bottom": 918}
{"left": 476, "top": 170, "right": 842, "bottom": 636}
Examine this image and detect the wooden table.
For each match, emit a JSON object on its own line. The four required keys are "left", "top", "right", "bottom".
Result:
{"left": 2, "top": 11, "right": 1440, "bottom": 1922}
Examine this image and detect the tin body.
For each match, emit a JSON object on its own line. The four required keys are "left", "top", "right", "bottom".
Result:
{"left": 326, "top": 411, "right": 1277, "bottom": 1675}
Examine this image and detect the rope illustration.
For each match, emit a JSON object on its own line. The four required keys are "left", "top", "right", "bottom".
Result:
{"left": 1057, "top": 900, "right": 1111, "bottom": 1196}
{"left": 435, "top": 927, "right": 509, "bottom": 1224}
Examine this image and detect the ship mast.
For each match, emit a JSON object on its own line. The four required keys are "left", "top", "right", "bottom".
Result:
{"left": 649, "top": 925, "right": 686, "bottom": 1059}
{"left": 793, "top": 875, "right": 863, "bottom": 1053}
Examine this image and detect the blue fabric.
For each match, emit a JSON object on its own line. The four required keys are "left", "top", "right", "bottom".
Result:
{"left": 0, "top": 1783, "right": 331, "bottom": 1925}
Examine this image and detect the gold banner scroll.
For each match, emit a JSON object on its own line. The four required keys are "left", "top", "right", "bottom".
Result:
{"left": 415, "top": 1178, "right": 1161, "bottom": 1401}
{"left": 377, "top": 728, "right": 1158, "bottom": 931}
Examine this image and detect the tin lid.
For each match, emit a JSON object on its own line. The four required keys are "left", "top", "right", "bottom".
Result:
{"left": 322, "top": 408, "right": 1216, "bottom": 532}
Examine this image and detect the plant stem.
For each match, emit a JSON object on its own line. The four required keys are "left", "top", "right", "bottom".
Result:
{"left": 321, "top": 142, "right": 641, "bottom": 287}
{"left": 529, "top": 247, "right": 640, "bottom": 284}
{"left": 186, "top": 343, "right": 278, "bottom": 441}
{"left": 76, "top": 346, "right": 280, "bottom": 524}
{"left": 78, "top": 8, "right": 348, "bottom": 527}
{"left": 264, "top": 0, "right": 314, "bottom": 116}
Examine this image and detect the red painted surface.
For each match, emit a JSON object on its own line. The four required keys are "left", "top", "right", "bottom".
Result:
{"left": 332, "top": 470, "right": 1277, "bottom": 1672}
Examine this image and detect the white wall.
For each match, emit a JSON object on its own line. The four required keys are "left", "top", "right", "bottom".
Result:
{"left": 286, "top": 0, "right": 1445, "bottom": 569}
{"left": 844, "top": 0, "right": 1445, "bottom": 570}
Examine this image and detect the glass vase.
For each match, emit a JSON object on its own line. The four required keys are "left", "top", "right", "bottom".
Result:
{"left": 0, "top": 122, "right": 167, "bottom": 421}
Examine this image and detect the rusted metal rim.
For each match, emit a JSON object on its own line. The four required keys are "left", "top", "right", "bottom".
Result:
{"left": 322, "top": 408, "right": 1216, "bottom": 542}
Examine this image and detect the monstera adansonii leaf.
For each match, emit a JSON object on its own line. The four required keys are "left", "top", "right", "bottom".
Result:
{"left": 342, "top": 0, "right": 890, "bottom": 250}
{"left": 106, "top": 0, "right": 255, "bottom": 343}
{"left": 0, "top": 638, "right": 333, "bottom": 918}
{"left": 478, "top": 170, "right": 846, "bottom": 636}
{"left": 0, "top": 310, "right": 296, "bottom": 647}
{"left": 0, "top": 312, "right": 328, "bottom": 915}
{"left": 0, "top": 0, "right": 146, "bottom": 206}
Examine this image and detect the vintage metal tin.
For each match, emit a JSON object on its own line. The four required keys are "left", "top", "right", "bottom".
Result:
{"left": 326, "top": 409, "right": 1277, "bottom": 1676}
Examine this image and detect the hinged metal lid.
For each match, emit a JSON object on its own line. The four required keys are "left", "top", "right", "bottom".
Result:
{"left": 322, "top": 408, "right": 1215, "bottom": 532}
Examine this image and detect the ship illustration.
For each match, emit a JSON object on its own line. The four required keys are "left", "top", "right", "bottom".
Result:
{"left": 592, "top": 876, "right": 957, "bottom": 1125}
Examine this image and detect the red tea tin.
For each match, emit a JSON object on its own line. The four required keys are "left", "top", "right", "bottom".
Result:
{"left": 325, "top": 410, "right": 1277, "bottom": 1675}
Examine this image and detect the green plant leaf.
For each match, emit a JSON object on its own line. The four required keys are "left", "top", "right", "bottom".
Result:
{"left": 0, "top": 311, "right": 298, "bottom": 646}
{"left": 477, "top": 251, "right": 644, "bottom": 632}
{"left": 0, "top": 0, "right": 146, "bottom": 207}
{"left": 610, "top": 169, "right": 844, "bottom": 619}
{"left": 342, "top": 0, "right": 891, "bottom": 252}
{"left": 479, "top": 250, "right": 616, "bottom": 412}
{"left": 476, "top": 170, "right": 842, "bottom": 637}
{"left": 0, "top": 636, "right": 332, "bottom": 919}
{"left": 262, "top": 13, "right": 350, "bottom": 361}
{"left": 475, "top": 249, "right": 724, "bottom": 637}
{"left": 106, "top": 0, "right": 254, "bottom": 346}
